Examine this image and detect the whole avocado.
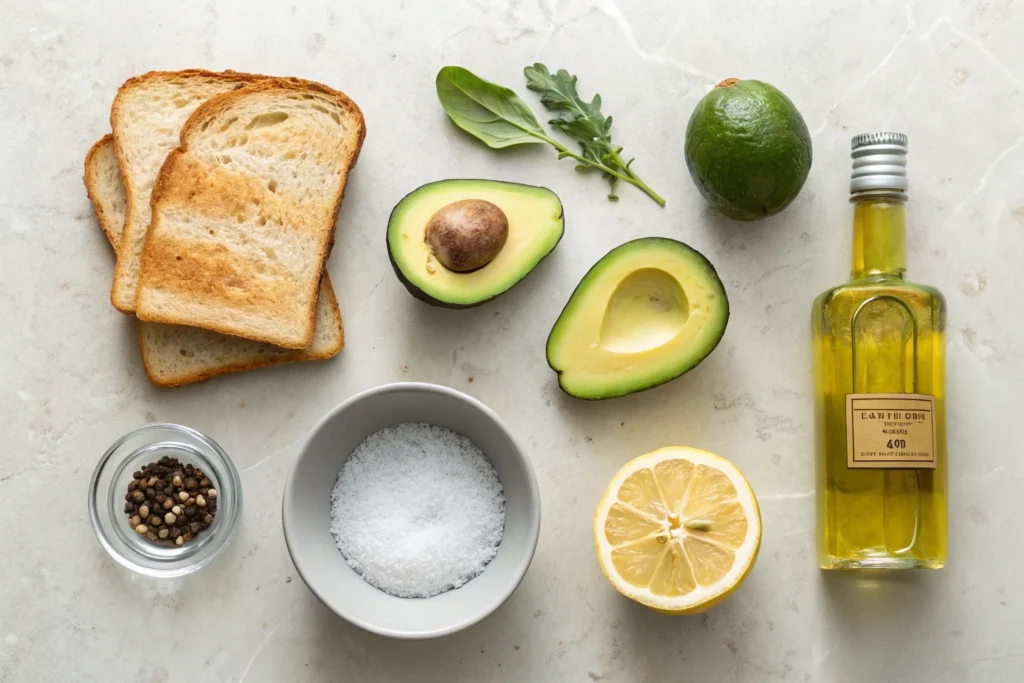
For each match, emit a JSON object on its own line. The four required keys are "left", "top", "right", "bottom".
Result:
{"left": 684, "top": 78, "right": 812, "bottom": 221}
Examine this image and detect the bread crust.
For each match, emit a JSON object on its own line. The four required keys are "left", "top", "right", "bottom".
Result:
{"left": 84, "top": 134, "right": 122, "bottom": 247}
{"left": 109, "top": 69, "right": 265, "bottom": 313}
{"left": 137, "top": 277, "right": 343, "bottom": 387}
{"left": 135, "top": 76, "right": 365, "bottom": 348}
{"left": 84, "top": 134, "right": 344, "bottom": 387}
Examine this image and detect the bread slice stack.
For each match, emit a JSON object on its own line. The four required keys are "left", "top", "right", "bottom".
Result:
{"left": 84, "top": 70, "right": 365, "bottom": 386}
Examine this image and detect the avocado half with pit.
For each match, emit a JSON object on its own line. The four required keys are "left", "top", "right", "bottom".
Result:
{"left": 387, "top": 179, "right": 564, "bottom": 307}
{"left": 547, "top": 238, "right": 729, "bottom": 399}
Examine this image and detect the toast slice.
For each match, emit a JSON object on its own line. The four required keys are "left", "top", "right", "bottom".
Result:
{"left": 85, "top": 135, "right": 344, "bottom": 387}
{"left": 135, "top": 79, "right": 365, "bottom": 348}
{"left": 109, "top": 70, "right": 263, "bottom": 313}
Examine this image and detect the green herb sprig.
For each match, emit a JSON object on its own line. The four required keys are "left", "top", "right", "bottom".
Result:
{"left": 435, "top": 65, "right": 664, "bottom": 206}
{"left": 524, "top": 63, "right": 662, "bottom": 205}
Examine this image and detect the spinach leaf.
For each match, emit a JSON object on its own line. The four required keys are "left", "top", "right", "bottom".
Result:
{"left": 436, "top": 66, "right": 546, "bottom": 148}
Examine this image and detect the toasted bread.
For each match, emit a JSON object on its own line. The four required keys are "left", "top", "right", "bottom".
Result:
{"left": 84, "top": 135, "right": 344, "bottom": 387}
{"left": 135, "top": 78, "right": 365, "bottom": 348}
{"left": 109, "top": 70, "right": 263, "bottom": 313}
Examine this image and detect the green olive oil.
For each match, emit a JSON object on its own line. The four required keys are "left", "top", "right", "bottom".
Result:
{"left": 812, "top": 133, "right": 948, "bottom": 569}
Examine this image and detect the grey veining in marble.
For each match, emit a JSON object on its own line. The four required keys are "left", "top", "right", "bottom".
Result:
{"left": 1, "top": 1, "right": 1022, "bottom": 681}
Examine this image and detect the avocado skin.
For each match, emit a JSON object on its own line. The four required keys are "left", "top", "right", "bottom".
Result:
{"left": 386, "top": 179, "right": 565, "bottom": 308}
{"left": 546, "top": 237, "right": 730, "bottom": 400}
{"left": 388, "top": 244, "right": 490, "bottom": 309}
{"left": 684, "top": 80, "right": 812, "bottom": 221}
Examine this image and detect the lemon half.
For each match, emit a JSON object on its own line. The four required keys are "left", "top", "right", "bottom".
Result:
{"left": 594, "top": 447, "right": 761, "bottom": 614}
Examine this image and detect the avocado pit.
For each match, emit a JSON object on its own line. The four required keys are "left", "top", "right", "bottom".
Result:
{"left": 426, "top": 199, "right": 509, "bottom": 272}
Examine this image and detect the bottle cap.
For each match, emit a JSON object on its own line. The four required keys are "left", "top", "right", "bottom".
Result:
{"left": 850, "top": 132, "right": 908, "bottom": 194}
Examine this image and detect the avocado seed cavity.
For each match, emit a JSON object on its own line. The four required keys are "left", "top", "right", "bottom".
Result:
{"left": 425, "top": 199, "right": 509, "bottom": 272}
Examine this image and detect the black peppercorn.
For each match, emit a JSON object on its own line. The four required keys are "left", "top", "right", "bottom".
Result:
{"left": 184, "top": 505, "right": 197, "bottom": 518}
{"left": 132, "top": 490, "right": 145, "bottom": 503}
{"left": 132, "top": 471, "right": 143, "bottom": 479}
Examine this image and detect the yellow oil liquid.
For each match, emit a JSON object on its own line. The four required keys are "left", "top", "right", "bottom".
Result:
{"left": 812, "top": 196, "right": 948, "bottom": 569}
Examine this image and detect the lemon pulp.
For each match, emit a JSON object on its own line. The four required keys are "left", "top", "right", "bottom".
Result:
{"left": 594, "top": 447, "right": 761, "bottom": 613}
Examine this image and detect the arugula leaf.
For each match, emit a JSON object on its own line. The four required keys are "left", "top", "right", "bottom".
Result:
{"left": 436, "top": 65, "right": 664, "bottom": 206}
{"left": 525, "top": 63, "right": 663, "bottom": 205}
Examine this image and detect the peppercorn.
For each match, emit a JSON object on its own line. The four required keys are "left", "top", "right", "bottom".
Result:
{"left": 124, "top": 456, "right": 217, "bottom": 547}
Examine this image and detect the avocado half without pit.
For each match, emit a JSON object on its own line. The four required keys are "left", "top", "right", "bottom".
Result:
{"left": 546, "top": 238, "right": 729, "bottom": 400}
{"left": 387, "top": 179, "right": 565, "bottom": 307}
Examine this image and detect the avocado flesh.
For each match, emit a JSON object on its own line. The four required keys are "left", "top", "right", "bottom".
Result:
{"left": 387, "top": 179, "right": 564, "bottom": 307}
{"left": 547, "top": 238, "right": 729, "bottom": 399}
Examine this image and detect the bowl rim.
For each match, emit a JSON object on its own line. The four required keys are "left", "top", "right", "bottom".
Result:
{"left": 282, "top": 381, "right": 541, "bottom": 639}
{"left": 87, "top": 422, "right": 243, "bottom": 578}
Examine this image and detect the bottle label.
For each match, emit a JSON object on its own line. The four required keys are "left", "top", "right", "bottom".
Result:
{"left": 846, "top": 393, "right": 937, "bottom": 469}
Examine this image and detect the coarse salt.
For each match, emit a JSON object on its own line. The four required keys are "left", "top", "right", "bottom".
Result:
{"left": 330, "top": 422, "right": 505, "bottom": 598}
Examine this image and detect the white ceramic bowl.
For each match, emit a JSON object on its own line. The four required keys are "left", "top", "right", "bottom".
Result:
{"left": 282, "top": 382, "right": 541, "bottom": 638}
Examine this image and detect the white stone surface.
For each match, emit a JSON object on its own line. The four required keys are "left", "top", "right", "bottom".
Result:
{"left": 1, "top": 0, "right": 1022, "bottom": 680}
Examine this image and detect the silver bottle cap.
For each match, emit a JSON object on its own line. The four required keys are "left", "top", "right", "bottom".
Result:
{"left": 850, "top": 132, "right": 908, "bottom": 194}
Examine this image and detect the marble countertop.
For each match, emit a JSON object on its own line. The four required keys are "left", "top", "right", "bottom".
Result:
{"left": 2, "top": 1, "right": 1022, "bottom": 681}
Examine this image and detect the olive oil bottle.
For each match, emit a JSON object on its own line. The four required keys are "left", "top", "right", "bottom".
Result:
{"left": 813, "top": 133, "right": 948, "bottom": 569}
